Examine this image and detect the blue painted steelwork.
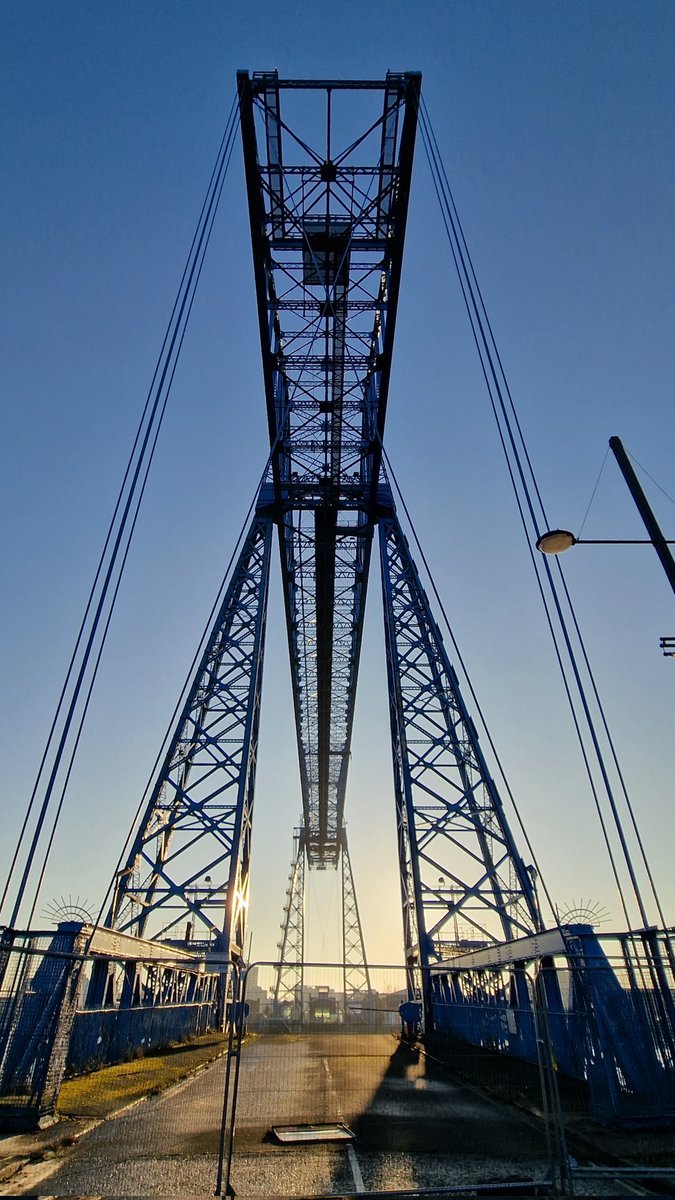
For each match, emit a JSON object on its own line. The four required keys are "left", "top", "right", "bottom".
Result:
{"left": 340, "top": 827, "right": 371, "bottom": 1017}
{"left": 0, "top": 927, "right": 223, "bottom": 1126}
{"left": 67, "top": 999, "right": 216, "bottom": 1076}
{"left": 6, "top": 71, "right": 675, "bottom": 1142}
{"left": 378, "top": 489, "right": 540, "bottom": 985}
{"left": 238, "top": 70, "right": 421, "bottom": 866}
{"left": 430, "top": 926, "right": 675, "bottom": 1124}
{"left": 565, "top": 926, "right": 675, "bottom": 1121}
{"left": 107, "top": 514, "right": 273, "bottom": 954}
{"left": 0, "top": 927, "right": 86, "bottom": 1126}
{"left": 69, "top": 960, "right": 219, "bottom": 1074}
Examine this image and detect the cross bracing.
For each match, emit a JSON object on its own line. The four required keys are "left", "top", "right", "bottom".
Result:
{"left": 103, "top": 71, "right": 544, "bottom": 977}
{"left": 4, "top": 73, "right": 675, "bottom": 1151}
{"left": 108, "top": 515, "right": 273, "bottom": 952}
{"left": 379, "top": 494, "right": 540, "bottom": 965}
{"left": 272, "top": 825, "right": 371, "bottom": 1020}
{"left": 274, "top": 827, "right": 305, "bottom": 1015}
{"left": 238, "top": 70, "right": 421, "bottom": 866}
{"left": 340, "top": 828, "right": 372, "bottom": 1013}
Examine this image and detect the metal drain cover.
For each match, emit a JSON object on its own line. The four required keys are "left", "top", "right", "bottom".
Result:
{"left": 271, "top": 1123, "right": 355, "bottom": 1144}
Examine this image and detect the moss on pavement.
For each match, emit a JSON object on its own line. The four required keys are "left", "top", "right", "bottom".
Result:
{"left": 56, "top": 1031, "right": 229, "bottom": 1119}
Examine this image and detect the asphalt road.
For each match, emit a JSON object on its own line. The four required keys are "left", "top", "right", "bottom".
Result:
{"left": 11, "top": 1029, "right": 632, "bottom": 1196}
{"left": 13, "top": 1029, "right": 561, "bottom": 1196}
{"left": 23, "top": 1050, "right": 229, "bottom": 1196}
{"left": 225, "top": 1031, "right": 552, "bottom": 1196}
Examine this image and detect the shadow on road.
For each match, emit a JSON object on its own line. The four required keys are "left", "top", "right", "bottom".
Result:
{"left": 324, "top": 1033, "right": 551, "bottom": 1195}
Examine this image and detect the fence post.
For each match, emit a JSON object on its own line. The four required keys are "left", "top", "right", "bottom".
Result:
{"left": 531, "top": 966, "right": 573, "bottom": 1196}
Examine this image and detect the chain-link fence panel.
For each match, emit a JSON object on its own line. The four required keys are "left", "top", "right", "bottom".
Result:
{"left": 218, "top": 962, "right": 560, "bottom": 1197}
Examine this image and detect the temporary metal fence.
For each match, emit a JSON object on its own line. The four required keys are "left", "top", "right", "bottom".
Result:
{"left": 217, "top": 962, "right": 569, "bottom": 1197}
{"left": 218, "top": 951, "right": 675, "bottom": 1198}
{"left": 0, "top": 926, "right": 87, "bottom": 1129}
{"left": 0, "top": 924, "right": 224, "bottom": 1131}
{"left": 428, "top": 926, "right": 675, "bottom": 1127}
{"left": 1, "top": 931, "right": 675, "bottom": 1196}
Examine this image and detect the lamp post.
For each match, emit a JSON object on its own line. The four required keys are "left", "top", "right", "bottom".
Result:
{"left": 536, "top": 436, "right": 675, "bottom": 601}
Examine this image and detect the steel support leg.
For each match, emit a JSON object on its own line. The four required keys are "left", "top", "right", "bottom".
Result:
{"left": 340, "top": 827, "right": 371, "bottom": 1020}
{"left": 273, "top": 827, "right": 305, "bottom": 1022}
{"left": 107, "top": 512, "right": 273, "bottom": 960}
{"left": 378, "top": 492, "right": 540, "bottom": 998}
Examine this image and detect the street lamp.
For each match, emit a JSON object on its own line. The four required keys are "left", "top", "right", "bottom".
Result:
{"left": 536, "top": 529, "right": 675, "bottom": 554}
{"left": 535, "top": 436, "right": 675, "bottom": 601}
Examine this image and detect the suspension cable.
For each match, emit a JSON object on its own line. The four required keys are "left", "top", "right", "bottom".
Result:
{"left": 380, "top": 446, "right": 561, "bottom": 931}
{"left": 418, "top": 96, "right": 663, "bottom": 930}
{"left": 416, "top": 107, "right": 635, "bottom": 927}
{"left": 26, "top": 132, "right": 239, "bottom": 928}
{"left": 92, "top": 441, "right": 281, "bottom": 939}
{"left": 1, "top": 108, "right": 240, "bottom": 925}
{"left": 3, "top": 97, "right": 240, "bottom": 929}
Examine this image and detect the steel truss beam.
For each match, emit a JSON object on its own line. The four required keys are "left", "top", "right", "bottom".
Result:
{"left": 273, "top": 825, "right": 370, "bottom": 1020}
{"left": 104, "top": 75, "right": 542, "bottom": 995}
{"left": 340, "top": 827, "right": 371, "bottom": 1016}
{"left": 274, "top": 827, "right": 305, "bottom": 1016}
{"left": 378, "top": 490, "right": 541, "bottom": 973}
{"left": 238, "top": 69, "right": 421, "bottom": 866}
{"left": 107, "top": 513, "right": 273, "bottom": 956}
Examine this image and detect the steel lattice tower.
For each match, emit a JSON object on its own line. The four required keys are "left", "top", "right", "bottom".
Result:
{"left": 273, "top": 824, "right": 371, "bottom": 1021}
{"left": 108, "top": 515, "right": 272, "bottom": 952}
{"left": 107, "top": 72, "right": 541, "bottom": 997}
{"left": 274, "top": 827, "right": 305, "bottom": 1017}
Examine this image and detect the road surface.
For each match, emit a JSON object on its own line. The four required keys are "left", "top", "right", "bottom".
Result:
{"left": 10, "top": 1030, "right": 614, "bottom": 1195}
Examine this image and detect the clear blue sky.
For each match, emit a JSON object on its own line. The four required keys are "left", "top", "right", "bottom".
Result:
{"left": 2, "top": 1, "right": 674, "bottom": 962}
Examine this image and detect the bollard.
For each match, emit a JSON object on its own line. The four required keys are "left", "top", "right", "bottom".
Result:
{"left": 398, "top": 1000, "right": 422, "bottom": 1040}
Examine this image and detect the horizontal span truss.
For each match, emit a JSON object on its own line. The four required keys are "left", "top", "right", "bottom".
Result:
{"left": 239, "top": 69, "right": 421, "bottom": 865}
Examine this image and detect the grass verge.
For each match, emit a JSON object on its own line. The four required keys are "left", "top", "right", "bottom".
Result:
{"left": 56, "top": 1031, "right": 229, "bottom": 1119}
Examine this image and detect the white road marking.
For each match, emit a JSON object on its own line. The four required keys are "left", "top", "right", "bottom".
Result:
{"left": 347, "top": 1141, "right": 366, "bottom": 1192}
{"left": 322, "top": 1055, "right": 365, "bottom": 1193}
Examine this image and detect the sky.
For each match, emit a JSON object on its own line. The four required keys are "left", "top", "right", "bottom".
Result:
{"left": 2, "top": 1, "right": 675, "bottom": 965}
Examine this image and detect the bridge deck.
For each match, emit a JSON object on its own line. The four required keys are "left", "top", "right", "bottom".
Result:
{"left": 16, "top": 1030, "right": 574, "bottom": 1197}
{"left": 228, "top": 1031, "right": 551, "bottom": 1196}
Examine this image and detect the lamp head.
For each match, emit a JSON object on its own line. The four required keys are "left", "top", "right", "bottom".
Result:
{"left": 536, "top": 529, "right": 576, "bottom": 555}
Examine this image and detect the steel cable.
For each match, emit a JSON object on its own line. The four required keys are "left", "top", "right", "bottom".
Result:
{"left": 2, "top": 97, "right": 240, "bottom": 927}
{"left": 91, "top": 442, "right": 280, "bottom": 940}
{"left": 1, "top": 105, "right": 240, "bottom": 923}
{"left": 416, "top": 104, "right": 636, "bottom": 929}
{"left": 26, "top": 124, "right": 239, "bottom": 928}
{"left": 418, "top": 97, "right": 664, "bottom": 930}
{"left": 379, "top": 446, "right": 561, "bottom": 932}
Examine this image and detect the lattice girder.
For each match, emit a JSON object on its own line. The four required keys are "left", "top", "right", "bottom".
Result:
{"left": 379, "top": 494, "right": 540, "bottom": 968}
{"left": 274, "top": 828, "right": 305, "bottom": 1013}
{"left": 340, "top": 828, "right": 372, "bottom": 1011}
{"left": 238, "top": 70, "right": 421, "bottom": 866}
{"left": 107, "top": 514, "right": 273, "bottom": 956}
